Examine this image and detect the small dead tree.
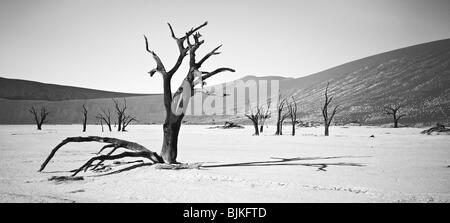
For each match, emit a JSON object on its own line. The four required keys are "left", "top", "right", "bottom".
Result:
{"left": 279, "top": 110, "right": 290, "bottom": 135}
{"left": 96, "top": 108, "right": 112, "bottom": 132}
{"left": 112, "top": 98, "right": 127, "bottom": 132}
{"left": 28, "top": 106, "right": 49, "bottom": 130}
{"left": 275, "top": 94, "right": 288, "bottom": 135}
{"left": 322, "top": 82, "right": 338, "bottom": 136}
{"left": 122, "top": 114, "right": 137, "bottom": 131}
{"left": 245, "top": 105, "right": 262, "bottom": 135}
{"left": 82, "top": 104, "right": 88, "bottom": 132}
{"left": 383, "top": 103, "right": 406, "bottom": 128}
{"left": 259, "top": 101, "right": 271, "bottom": 133}
{"left": 38, "top": 22, "right": 234, "bottom": 175}
{"left": 287, "top": 97, "right": 298, "bottom": 136}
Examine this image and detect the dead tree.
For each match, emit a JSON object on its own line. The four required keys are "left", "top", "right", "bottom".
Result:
{"left": 145, "top": 22, "right": 234, "bottom": 163}
{"left": 245, "top": 105, "right": 262, "bottom": 135}
{"left": 279, "top": 110, "right": 290, "bottom": 135}
{"left": 28, "top": 106, "right": 49, "bottom": 130}
{"left": 38, "top": 22, "right": 234, "bottom": 174}
{"left": 96, "top": 108, "right": 112, "bottom": 132}
{"left": 275, "top": 94, "right": 287, "bottom": 135}
{"left": 383, "top": 103, "right": 406, "bottom": 128}
{"left": 82, "top": 104, "right": 88, "bottom": 132}
{"left": 121, "top": 114, "right": 137, "bottom": 131}
{"left": 287, "top": 97, "right": 298, "bottom": 136}
{"left": 112, "top": 98, "right": 127, "bottom": 131}
{"left": 259, "top": 101, "right": 271, "bottom": 133}
{"left": 322, "top": 82, "right": 338, "bottom": 136}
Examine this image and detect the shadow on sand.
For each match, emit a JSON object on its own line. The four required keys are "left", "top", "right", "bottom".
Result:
{"left": 201, "top": 155, "right": 368, "bottom": 171}
{"left": 42, "top": 155, "right": 368, "bottom": 177}
{"left": 95, "top": 155, "right": 367, "bottom": 176}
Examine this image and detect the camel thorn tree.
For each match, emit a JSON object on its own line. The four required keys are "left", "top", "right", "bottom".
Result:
{"left": 245, "top": 105, "right": 263, "bottom": 135}
{"left": 82, "top": 104, "right": 88, "bottom": 132}
{"left": 287, "top": 97, "right": 298, "bottom": 136}
{"left": 112, "top": 98, "right": 127, "bottom": 132}
{"left": 29, "top": 106, "right": 49, "bottom": 130}
{"left": 383, "top": 103, "right": 406, "bottom": 128}
{"left": 121, "top": 114, "right": 137, "bottom": 131}
{"left": 275, "top": 93, "right": 288, "bottom": 135}
{"left": 39, "top": 22, "right": 235, "bottom": 174}
{"left": 96, "top": 108, "right": 112, "bottom": 132}
{"left": 322, "top": 82, "right": 338, "bottom": 136}
{"left": 259, "top": 101, "right": 271, "bottom": 133}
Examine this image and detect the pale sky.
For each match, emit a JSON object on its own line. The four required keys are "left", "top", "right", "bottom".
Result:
{"left": 0, "top": 0, "right": 449, "bottom": 93}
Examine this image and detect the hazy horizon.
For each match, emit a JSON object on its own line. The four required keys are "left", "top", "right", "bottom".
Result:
{"left": 1, "top": 0, "right": 449, "bottom": 94}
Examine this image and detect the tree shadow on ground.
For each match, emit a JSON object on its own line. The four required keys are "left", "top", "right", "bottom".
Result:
{"left": 93, "top": 155, "right": 367, "bottom": 176}
{"left": 201, "top": 156, "right": 368, "bottom": 171}
{"left": 43, "top": 155, "right": 367, "bottom": 178}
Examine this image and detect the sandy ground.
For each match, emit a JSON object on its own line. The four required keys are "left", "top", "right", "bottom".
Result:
{"left": 0, "top": 124, "right": 449, "bottom": 203}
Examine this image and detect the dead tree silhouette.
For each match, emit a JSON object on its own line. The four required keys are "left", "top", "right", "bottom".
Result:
{"left": 259, "top": 101, "right": 271, "bottom": 133}
{"left": 322, "top": 82, "right": 338, "bottom": 136}
{"left": 122, "top": 114, "right": 137, "bottom": 131}
{"left": 245, "top": 105, "right": 263, "bottom": 135}
{"left": 96, "top": 108, "right": 112, "bottom": 132}
{"left": 287, "top": 97, "right": 298, "bottom": 136}
{"left": 383, "top": 103, "right": 406, "bottom": 128}
{"left": 39, "top": 22, "right": 234, "bottom": 175}
{"left": 28, "top": 106, "right": 49, "bottom": 130}
{"left": 82, "top": 104, "right": 88, "bottom": 132}
{"left": 112, "top": 98, "right": 126, "bottom": 131}
{"left": 275, "top": 94, "right": 289, "bottom": 135}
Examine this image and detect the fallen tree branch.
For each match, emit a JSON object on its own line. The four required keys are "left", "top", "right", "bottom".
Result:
{"left": 39, "top": 136, "right": 164, "bottom": 175}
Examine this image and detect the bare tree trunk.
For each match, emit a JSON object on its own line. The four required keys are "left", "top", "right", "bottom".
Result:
{"left": 394, "top": 115, "right": 398, "bottom": 128}
{"left": 253, "top": 122, "right": 260, "bottom": 135}
{"left": 161, "top": 116, "right": 182, "bottom": 163}
{"left": 287, "top": 97, "right": 298, "bottom": 136}
{"left": 117, "top": 118, "right": 122, "bottom": 131}
{"left": 322, "top": 82, "right": 338, "bottom": 136}
{"left": 100, "top": 119, "right": 104, "bottom": 132}
{"left": 82, "top": 104, "right": 87, "bottom": 132}
{"left": 279, "top": 121, "right": 284, "bottom": 135}
{"left": 275, "top": 121, "right": 280, "bottom": 135}
{"left": 275, "top": 95, "right": 287, "bottom": 135}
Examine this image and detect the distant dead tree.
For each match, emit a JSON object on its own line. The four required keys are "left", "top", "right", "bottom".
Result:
{"left": 245, "top": 105, "right": 263, "bottom": 135}
{"left": 275, "top": 94, "right": 287, "bottom": 135}
{"left": 121, "top": 114, "right": 137, "bottom": 132}
{"left": 82, "top": 104, "right": 88, "bottom": 132}
{"left": 259, "top": 101, "right": 271, "bottom": 133}
{"left": 287, "top": 97, "right": 298, "bottom": 136}
{"left": 112, "top": 98, "right": 127, "bottom": 131}
{"left": 28, "top": 106, "right": 49, "bottom": 130}
{"left": 39, "top": 22, "right": 235, "bottom": 175}
{"left": 112, "top": 98, "right": 137, "bottom": 132}
{"left": 322, "top": 82, "right": 338, "bottom": 136}
{"left": 96, "top": 108, "right": 112, "bottom": 132}
{"left": 383, "top": 103, "right": 406, "bottom": 128}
